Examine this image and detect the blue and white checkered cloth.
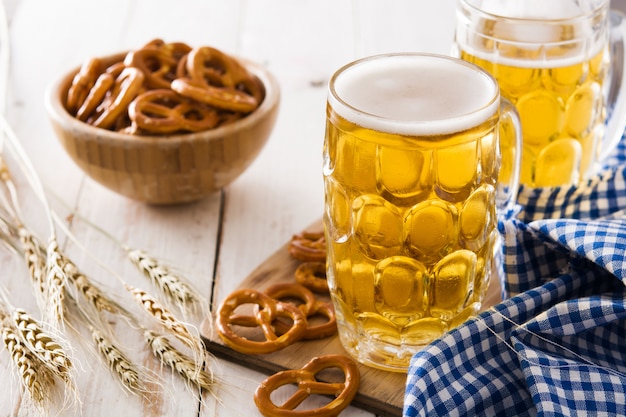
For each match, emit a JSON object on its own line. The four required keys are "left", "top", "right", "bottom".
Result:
{"left": 404, "top": 139, "right": 626, "bottom": 417}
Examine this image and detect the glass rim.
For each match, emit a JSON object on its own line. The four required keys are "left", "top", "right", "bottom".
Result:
{"left": 457, "top": 0, "right": 610, "bottom": 24}
{"left": 328, "top": 52, "right": 500, "bottom": 136}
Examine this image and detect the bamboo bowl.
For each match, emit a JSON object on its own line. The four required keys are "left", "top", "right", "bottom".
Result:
{"left": 45, "top": 52, "right": 280, "bottom": 205}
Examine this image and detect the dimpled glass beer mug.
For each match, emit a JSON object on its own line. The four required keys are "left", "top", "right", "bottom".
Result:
{"left": 455, "top": 0, "right": 626, "bottom": 187}
{"left": 323, "top": 53, "right": 521, "bottom": 371}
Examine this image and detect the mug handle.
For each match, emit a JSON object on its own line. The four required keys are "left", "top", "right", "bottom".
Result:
{"left": 496, "top": 98, "right": 522, "bottom": 217}
{"left": 601, "top": 10, "right": 626, "bottom": 161}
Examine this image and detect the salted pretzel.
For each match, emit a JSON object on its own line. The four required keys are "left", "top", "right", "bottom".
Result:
{"left": 216, "top": 289, "right": 307, "bottom": 354}
{"left": 128, "top": 89, "right": 220, "bottom": 134}
{"left": 172, "top": 46, "right": 262, "bottom": 113}
{"left": 254, "top": 354, "right": 360, "bottom": 417}
{"left": 186, "top": 46, "right": 250, "bottom": 88}
{"left": 105, "top": 61, "right": 126, "bottom": 78}
{"left": 68, "top": 40, "right": 262, "bottom": 134}
{"left": 295, "top": 261, "right": 329, "bottom": 294}
{"left": 159, "top": 41, "right": 192, "bottom": 62}
{"left": 75, "top": 72, "right": 115, "bottom": 121}
{"left": 289, "top": 230, "right": 326, "bottom": 262}
{"left": 124, "top": 44, "right": 184, "bottom": 89}
{"left": 264, "top": 283, "right": 336, "bottom": 340}
{"left": 172, "top": 77, "right": 259, "bottom": 113}
{"left": 89, "top": 67, "right": 145, "bottom": 130}
{"left": 66, "top": 57, "right": 103, "bottom": 114}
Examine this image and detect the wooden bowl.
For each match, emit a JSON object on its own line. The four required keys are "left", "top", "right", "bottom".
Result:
{"left": 45, "top": 52, "right": 280, "bottom": 205}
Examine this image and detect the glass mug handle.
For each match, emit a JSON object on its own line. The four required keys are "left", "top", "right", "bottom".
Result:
{"left": 496, "top": 98, "right": 522, "bottom": 218}
{"left": 601, "top": 10, "right": 626, "bottom": 161}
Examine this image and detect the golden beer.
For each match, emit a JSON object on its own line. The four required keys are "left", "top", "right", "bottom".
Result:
{"left": 324, "top": 54, "right": 511, "bottom": 371}
{"left": 460, "top": 49, "right": 607, "bottom": 187}
{"left": 456, "top": 0, "right": 611, "bottom": 187}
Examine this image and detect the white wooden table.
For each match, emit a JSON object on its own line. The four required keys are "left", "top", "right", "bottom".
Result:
{"left": 0, "top": 1, "right": 455, "bottom": 415}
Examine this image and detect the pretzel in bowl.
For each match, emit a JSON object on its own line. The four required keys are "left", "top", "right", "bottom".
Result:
{"left": 264, "top": 283, "right": 336, "bottom": 340}
{"left": 171, "top": 45, "right": 262, "bottom": 113}
{"left": 295, "top": 261, "right": 329, "bottom": 294}
{"left": 216, "top": 289, "right": 307, "bottom": 355}
{"left": 75, "top": 72, "right": 115, "bottom": 122}
{"left": 124, "top": 41, "right": 191, "bottom": 89}
{"left": 254, "top": 354, "right": 360, "bottom": 417}
{"left": 65, "top": 39, "right": 264, "bottom": 135}
{"left": 128, "top": 89, "right": 220, "bottom": 134}
{"left": 66, "top": 57, "right": 103, "bottom": 114}
{"left": 289, "top": 230, "right": 327, "bottom": 263}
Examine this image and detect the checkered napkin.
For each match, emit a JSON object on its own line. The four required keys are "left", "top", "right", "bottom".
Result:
{"left": 404, "top": 140, "right": 626, "bottom": 416}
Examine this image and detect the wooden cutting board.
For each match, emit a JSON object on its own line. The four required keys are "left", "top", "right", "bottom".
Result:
{"left": 201, "top": 224, "right": 502, "bottom": 417}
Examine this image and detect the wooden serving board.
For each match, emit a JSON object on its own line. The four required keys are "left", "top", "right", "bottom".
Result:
{"left": 201, "top": 225, "right": 502, "bottom": 417}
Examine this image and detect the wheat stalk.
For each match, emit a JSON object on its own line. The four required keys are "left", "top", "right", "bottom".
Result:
{"left": 44, "top": 237, "right": 67, "bottom": 326}
{"left": 2, "top": 323, "right": 55, "bottom": 406}
{"left": 127, "top": 249, "right": 203, "bottom": 317}
{"left": 144, "top": 329, "right": 214, "bottom": 392}
{"left": 90, "top": 326, "right": 146, "bottom": 394}
{"left": 126, "top": 285, "right": 204, "bottom": 365}
{"left": 12, "top": 308, "right": 73, "bottom": 380}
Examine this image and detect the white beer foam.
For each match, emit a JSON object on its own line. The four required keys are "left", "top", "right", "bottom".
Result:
{"left": 329, "top": 54, "right": 498, "bottom": 136}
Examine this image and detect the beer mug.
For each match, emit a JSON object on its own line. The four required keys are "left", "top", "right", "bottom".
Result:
{"left": 455, "top": 0, "right": 626, "bottom": 187}
{"left": 323, "top": 53, "right": 521, "bottom": 371}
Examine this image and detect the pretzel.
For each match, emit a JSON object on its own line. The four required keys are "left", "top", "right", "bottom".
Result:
{"left": 172, "top": 46, "right": 262, "bottom": 113}
{"left": 124, "top": 45, "right": 181, "bottom": 89}
{"left": 186, "top": 46, "right": 248, "bottom": 87}
{"left": 141, "top": 38, "right": 166, "bottom": 49}
{"left": 89, "top": 67, "right": 145, "bottom": 129}
{"left": 289, "top": 231, "right": 326, "bottom": 262}
{"left": 264, "top": 283, "right": 336, "bottom": 340}
{"left": 216, "top": 289, "right": 307, "bottom": 354}
{"left": 159, "top": 41, "right": 192, "bottom": 62}
{"left": 68, "top": 40, "right": 263, "bottom": 134}
{"left": 217, "top": 111, "right": 244, "bottom": 127}
{"left": 172, "top": 77, "right": 259, "bottom": 113}
{"left": 105, "top": 61, "right": 126, "bottom": 78}
{"left": 66, "top": 57, "right": 104, "bottom": 114}
{"left": 128, "top": 89, "right": 220, "bottom": 134}
{"left": 254, "top": 354, "right": 360, "bottom": 417}
{"left": 75, "top": 72, "right": 115, "bottom": 121}
{"left": 295, "top": 261, "right": 329, "bottom": 294}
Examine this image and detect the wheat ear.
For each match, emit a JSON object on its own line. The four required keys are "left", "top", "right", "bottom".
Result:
{"left": 17, "top": 226, "right": 46, "bottom": 303}
{"left": 12, "top": 308, "right": 73, "bottom": 381}
{"left": 44, "top": 237, "right": 67, "bottom": 326}
{"left": 127, "top": 249, "right": 204, "bottom": 317}
{"left": 126, "top": 285, "right": 204, "bottom": 365}
{"left": 144, "top": 329, "right": 214, "bottom": 392}
{"left": 2, "top": 323, "right": 55, "bottom": 407}
{"left": 61, "top": 256, "right": 122, "bottom": 316}
{"left": 90, "top": 326, "right": 146, "bottom": 394}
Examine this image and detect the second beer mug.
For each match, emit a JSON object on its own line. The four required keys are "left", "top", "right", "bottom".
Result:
{"left": 323, "top": 53, "right": 521, "bottom": 371}
{"left": 455, "top": 0, "right": 626, "bottom": 187}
